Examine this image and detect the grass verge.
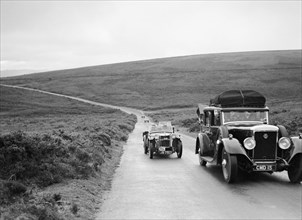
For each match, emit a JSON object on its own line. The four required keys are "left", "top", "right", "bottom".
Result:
{"left": 0, "top": 86, "right": 137, "bottom": 220}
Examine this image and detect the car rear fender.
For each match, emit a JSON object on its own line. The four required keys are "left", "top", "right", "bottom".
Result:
{"left": 289, "top": 136, "right": 302, "bottom": 163}
{"left": 196, "top": 133, "right": 211, "bottom": 155}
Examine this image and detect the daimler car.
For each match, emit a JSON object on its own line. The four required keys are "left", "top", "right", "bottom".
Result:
{"left": 195, "top": 90, "right": 302, "bottom": 183}
{"left": 143, "top": 121, "right": 183, "bottom": 159}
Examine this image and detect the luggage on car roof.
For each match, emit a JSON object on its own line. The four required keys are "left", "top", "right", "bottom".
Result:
{"left": 210, "top": 90, "right": 266, "bottom": 107}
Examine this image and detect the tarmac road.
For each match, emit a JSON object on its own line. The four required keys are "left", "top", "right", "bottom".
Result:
{"left": 1, "top": 85, "right": 301, "bottom": 220}
{"left": 96, "top": 112, "right": 302, "bottom": 220}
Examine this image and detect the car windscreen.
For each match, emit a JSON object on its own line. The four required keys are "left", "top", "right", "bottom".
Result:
{"left": 150, "top": 125, "right": 173, "bottom": 133}
{"left": 223, "top": 110, "right": 268, "bottom": 124}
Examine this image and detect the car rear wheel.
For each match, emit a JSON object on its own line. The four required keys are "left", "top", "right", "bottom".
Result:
{"left": 144, "top": 139, "right": 148, "bottom": 154}
{"left": 288, "top": 154, "right": 302, "bottom": 183}
{"left": 177, "top": 141, "right": 182, "bottom": 158}
{"left": 149, "top": 142, "right": 154, "bottom": 159}
{"left": 221, "top": 147, "right": 238, "bottom": 183}
{"left": 199, "top": 152, "right": 207, "bottom": 166}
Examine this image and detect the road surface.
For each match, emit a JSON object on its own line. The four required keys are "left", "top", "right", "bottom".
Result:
{"left": 1, "top": 84, "right": 301, "bottom": 219}
{"left": 96, "top": 112, "right": 301, "bottom": 219}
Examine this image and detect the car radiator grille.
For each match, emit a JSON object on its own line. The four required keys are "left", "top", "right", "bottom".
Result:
{"left": 253, "top": 131, "right": 277, "bottom": 160}
{"left": 160, "top": 140, "right": 170, "bottom": 147}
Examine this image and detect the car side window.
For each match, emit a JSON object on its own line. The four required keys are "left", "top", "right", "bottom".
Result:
{"left": 204, "top": 110, "right": 213, "bottom": 126}
{"left": 213, "top": 110, "right": 220, "bottom": 126}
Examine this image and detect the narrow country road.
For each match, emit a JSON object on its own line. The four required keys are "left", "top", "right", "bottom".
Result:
{"left": 96, "top": 114, "right": 301, "bottom": 220}
{"left": 2, "top": 84, "right": 301, "bottom": 220}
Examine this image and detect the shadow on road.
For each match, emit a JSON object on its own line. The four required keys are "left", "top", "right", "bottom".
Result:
{"left": 198, "top": 163, "right": 300, "bottom": 186}
{"left": 147, "top": 154, "right": 181, "bottom": 160}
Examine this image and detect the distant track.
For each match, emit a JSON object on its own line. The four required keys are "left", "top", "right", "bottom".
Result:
{"left": 0, "top": 84, "right": 142, "bottom": 115}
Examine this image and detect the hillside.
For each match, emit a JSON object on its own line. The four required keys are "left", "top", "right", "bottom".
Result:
{"left": 0, "top": 86, "right": 137, "bottom": 219}
{"left": 1, "top": 50, "right": 301, "bottom": 110}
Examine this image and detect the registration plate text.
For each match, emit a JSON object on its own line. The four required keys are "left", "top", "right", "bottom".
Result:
{"left": 255, "top": 165, "right": 274, "bottom": 171}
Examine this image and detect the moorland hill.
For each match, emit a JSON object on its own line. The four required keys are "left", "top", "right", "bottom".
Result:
{"left": 1, "top": 50, "right": 301, "bottom": 110}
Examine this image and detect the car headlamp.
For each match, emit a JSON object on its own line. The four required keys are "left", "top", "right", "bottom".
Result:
{"left": 278, "top": 137, "right": 291, "bottom": 150}
{"left": 172, "top": 134, "right": 177, "bottom": 139}
{"left": 243, "top": 137, "right": 256, "bottom": 150}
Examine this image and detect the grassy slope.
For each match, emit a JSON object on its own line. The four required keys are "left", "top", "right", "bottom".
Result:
{"left": 0, "top": 86, "right": 137, "bottom": 220}
{"left": 1, "top": 50, "right": 301, "bottom": 110}
{"left": 1, "top": 50, "right": 301, "bottom": 134}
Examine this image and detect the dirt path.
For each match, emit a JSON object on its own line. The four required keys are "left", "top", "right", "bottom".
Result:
{"left": 0, "top": 84, "right": 142, "bottom": 115}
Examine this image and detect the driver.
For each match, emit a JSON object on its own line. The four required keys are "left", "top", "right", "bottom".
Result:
{"left": 230, "top": 111, "right": 240, "bottom": 121}
{"left": 244, "top": 111, "right": 251, "bottom": 120}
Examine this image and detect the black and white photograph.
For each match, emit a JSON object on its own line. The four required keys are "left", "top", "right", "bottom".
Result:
{"left": 0, "top": 0, "right": 301, "bottom": 219}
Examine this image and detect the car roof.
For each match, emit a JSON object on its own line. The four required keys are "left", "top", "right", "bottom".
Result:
{"left": 204, "top": 106, "right": 269, "bottom": 111}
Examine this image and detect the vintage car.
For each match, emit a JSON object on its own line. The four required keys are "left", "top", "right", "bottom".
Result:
{"left": 143, "top": 121, "right": 183, "bottom": 159}
{"left": 195, "top": 90, "right": 302, "bottom": 183}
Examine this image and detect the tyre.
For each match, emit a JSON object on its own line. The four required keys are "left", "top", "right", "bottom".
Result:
{"left": 144, "top": 144, "right": 148, "bottom": 154}
{"left": 143, "top": 135, "right": 149, "bottom": 154}
{"left": 221, "top": 147, "right": 238, "bottom": 183}
{"left": 199, "top": 152, "right": 207, "bottom": 166}
{"left": 288, "top": 154, "right": 302, "bottom": 183}
{"left": 149, "top": 142, "right": 154, "bottom": 159}
{"left": 177, "top": 141, "right": 183, "bottom": 158}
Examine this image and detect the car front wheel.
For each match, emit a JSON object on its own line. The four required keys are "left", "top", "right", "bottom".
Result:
{"left": 221, "top": 147, "right": 238, "bottom": 183}
{"left": 149, "top": 142, "right": 154, "bottom": 159}
{"left": 177, "top": 141, "right": 183, "bottom": 158}
{"left": 288, "top": 154, "right": 302, "bottom": 183}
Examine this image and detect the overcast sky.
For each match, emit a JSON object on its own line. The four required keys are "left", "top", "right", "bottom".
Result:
{"left": 0, "top": 0, "right": 301, "bottom": 77}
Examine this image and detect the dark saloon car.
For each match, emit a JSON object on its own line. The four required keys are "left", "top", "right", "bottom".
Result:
{"left": 195, "top": 90, "right": 302, "bottom": 183}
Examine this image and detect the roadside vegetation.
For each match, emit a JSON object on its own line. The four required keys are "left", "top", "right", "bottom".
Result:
{"left": 0, "top": 86, "right": 137, "bottom": 220}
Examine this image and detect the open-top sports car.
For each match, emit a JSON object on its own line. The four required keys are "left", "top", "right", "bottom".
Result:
{"left": 143, "top": 121, "right": 183, "bottom": 159}
{"left": 195, "top": 90, "right": 302, "bottom": 183}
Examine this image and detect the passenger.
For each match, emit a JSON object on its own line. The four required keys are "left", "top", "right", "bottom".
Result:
{"left": 244, "top": 111, "right": 251, "bottom": 120}
{"left": 230, "top": 111, "right": 240, "bottom": 121}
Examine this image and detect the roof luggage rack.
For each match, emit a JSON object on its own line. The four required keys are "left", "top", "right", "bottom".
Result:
{"left": 209, "top": 90, "right": 266, "bottom": 108}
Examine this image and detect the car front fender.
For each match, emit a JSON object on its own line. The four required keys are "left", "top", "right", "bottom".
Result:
{"left": 289, "top": 136, "right": 302, "bottom": 163}
{"left": 220, "top": 138, "right": 253, "bottom": 164}
{"left": 221, "top": 138, "right": 247, "bottom": 156}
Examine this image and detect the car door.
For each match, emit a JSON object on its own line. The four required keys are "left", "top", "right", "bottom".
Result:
{"left": 203, "top": 110, "right": 215, "bottom": 157}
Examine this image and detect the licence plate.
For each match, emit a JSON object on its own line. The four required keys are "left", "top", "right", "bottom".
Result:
{"left": 254, "top": 164, "right": 275, "bottom": 171}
